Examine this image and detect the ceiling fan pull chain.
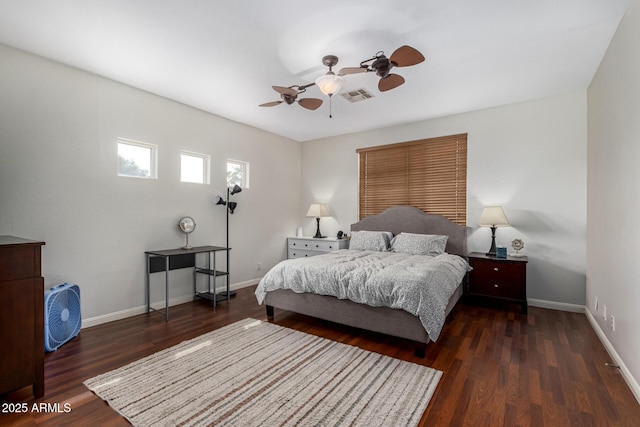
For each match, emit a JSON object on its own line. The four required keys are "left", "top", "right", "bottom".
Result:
{"left": 329, "top": 95, "right": 334, "bottom": 118}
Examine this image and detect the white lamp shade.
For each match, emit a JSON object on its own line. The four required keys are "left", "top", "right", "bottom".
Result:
{"left": 478, "top": 206, "right": 510, "bottom": 227}
{"left": 315, "top": 73, "right": 344, "bottom": 96}
{"left": 306, "top": 203, "right": 330, "bottom": 218}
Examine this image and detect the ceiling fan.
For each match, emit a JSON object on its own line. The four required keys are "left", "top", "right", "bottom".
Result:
{"left": 339, "top": 45, "right": 425, "bottom": 92}
{"left": 259, "top": 84, "right": 323, "bottom": 110}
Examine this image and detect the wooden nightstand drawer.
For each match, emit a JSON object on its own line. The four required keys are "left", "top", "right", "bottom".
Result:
{"left": 0, "top": 245, "right": 41, "bottom": 281}
{"left": 467, "top": 252, "right": 528, "bottom": 313}
{"left": 470, "top": 262, "right": 523, "bottom": 297}
{"left": 468, "top": 277, "right": 522, "bottom": 299}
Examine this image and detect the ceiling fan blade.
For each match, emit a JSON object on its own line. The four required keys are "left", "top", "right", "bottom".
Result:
{"left": 339, "top": 67, "right": 368, "bottom": 75}
{"left": 389, "top": 45, "right": 425, "bottom": 67}
{"left": 298, "top": 98, "right": 323, "bottom": 110}
{"left": 272, "top": 86, "right": 297, "bottom": 96}
{"left": 259, "top": 101, "right": 283, "bottom": 107}
{"left": 378, "top": 74, "right": 405, "bottom": 92}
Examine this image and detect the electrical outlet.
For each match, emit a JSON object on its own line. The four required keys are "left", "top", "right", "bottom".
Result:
{"left": 257, "top": 262, "right": 262, "bottom": 270}
{"left": 594, "top": 297, "right": 599, "bottom": 311}
{"left": 603, "top": 305, "right": 607, "bottom": 321}
{"left": 610, "top": 315, "right": 615, "bottom": 332}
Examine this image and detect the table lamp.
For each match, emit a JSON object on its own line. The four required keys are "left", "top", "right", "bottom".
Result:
{"left": 306, "top": 203, "right": 330, "bottom": 238}
{"left": 478, "top": 206, "right": 510, "bottom": 257}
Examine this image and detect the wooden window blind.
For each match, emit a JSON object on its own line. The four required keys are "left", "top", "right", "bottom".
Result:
{"left": 357, "top": 133, "right": 467, "bottom": 224}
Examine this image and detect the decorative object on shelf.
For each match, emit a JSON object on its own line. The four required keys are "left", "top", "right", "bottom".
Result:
{"left": 496, "top": 246, "right": 507, "bottom": 259}
{"left": 478, "top": 206, "right": 510, "bottom": 257}
{"left": 511, "top": 238, "right": 525, "bottom": 257}
{"left": 178, "top": 216, "right": 196, "bottom": 249}
{"left": 306, "top": 203, "right": 330, "bottom": 238}
{"left": 296, "top": 227, "right": 303, "bottom": 237}
{"left": 337, "top": 230, "right": 344, "bottom": 239}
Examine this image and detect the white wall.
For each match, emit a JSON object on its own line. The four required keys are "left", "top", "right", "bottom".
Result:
{"left": 587, "top": 0, "right": 640, "bottom": 396}
{"left": 302, "top": 92, "right": 587, "bottom": 307}
{"left": 0, "top": 44, "right": 301, "bottom": 321}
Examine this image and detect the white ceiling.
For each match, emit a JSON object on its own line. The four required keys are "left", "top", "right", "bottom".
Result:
{"left": 0, "top": 0, "right": 628, "bottom": 142}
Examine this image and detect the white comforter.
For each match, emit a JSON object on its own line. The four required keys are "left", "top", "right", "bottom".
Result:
{"left": 255, "top": 249, "right": 469, "bottom": 342}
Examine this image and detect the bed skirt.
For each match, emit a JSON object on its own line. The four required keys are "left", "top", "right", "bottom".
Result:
{"left": 264, "top": 282, "right": 463, "bottom": 347}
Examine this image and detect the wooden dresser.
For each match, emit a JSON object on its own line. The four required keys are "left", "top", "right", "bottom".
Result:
{"left": 0, "top": 236, "right": 45, "bottom": 398}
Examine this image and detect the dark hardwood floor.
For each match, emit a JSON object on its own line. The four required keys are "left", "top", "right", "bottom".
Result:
{"left": 2, "top": 286, "right": 639, "bottom": 426}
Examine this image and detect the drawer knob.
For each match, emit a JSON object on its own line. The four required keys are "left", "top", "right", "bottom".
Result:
{"left": 293, "top": 243, "right": 296, "bottom": 246}
{"left": 494, "top": 284, "right": 499, "bottom": 288}
{"left": 316, "top": 244, "right": 319, "bottom": 248}
{"left": 493, "top": 267, "right": 499, "bottom": 271}
{"left": 304, "top": 254, "right": 308, "bottom": 257}
{"left": 329, "top": 245, "right": 333, "bottom": 249}
{"left": 304, "top": 244, "right": 308, "bottom": 247}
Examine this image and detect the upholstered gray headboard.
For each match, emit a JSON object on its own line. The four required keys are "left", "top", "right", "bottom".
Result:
{"left": 350, "top": 206, "right": 468, "bottom": 257}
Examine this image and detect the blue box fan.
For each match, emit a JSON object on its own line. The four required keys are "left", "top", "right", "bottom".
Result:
{"left": 44, "top": 283, "right": 81, "bottom": 352}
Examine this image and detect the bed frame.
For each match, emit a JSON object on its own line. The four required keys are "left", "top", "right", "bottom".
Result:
{"left": 264, "top": 206, "right": 468, "bottom": 356}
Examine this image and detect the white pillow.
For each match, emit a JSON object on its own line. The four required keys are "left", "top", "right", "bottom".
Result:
{"left": 349, "top": 231, "right": 392, "bottom": 251}
{"left": 390, "top": 233, "right": 448, "bottom": 256}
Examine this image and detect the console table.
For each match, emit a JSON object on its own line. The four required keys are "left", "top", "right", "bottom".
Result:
{"left": 145, "top": 245, "right": 231, "bottom": 321}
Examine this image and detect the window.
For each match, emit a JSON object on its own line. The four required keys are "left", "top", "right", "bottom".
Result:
{"left": 357, "top": 133, "right": 467, "bottom": 225}
{"left": 181, "top": 151, "right": 210, "bottom": 184}
{"left": 117, "top": 138, "right": 157, "bottom": 179}
{"left": 227, "top": 159, "right": 249, "bottom": 188}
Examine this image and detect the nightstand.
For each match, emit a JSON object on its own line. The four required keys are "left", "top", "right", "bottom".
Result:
{"left": 287, "top": 237, "right": 348, "bottom": 259}
{"left": 467, "top": 252, "right": 528, "bottom": 314}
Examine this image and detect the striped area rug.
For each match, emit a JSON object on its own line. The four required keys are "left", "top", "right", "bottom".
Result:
{"left": 84, "top": 318, "right": 441, "bottom": 426}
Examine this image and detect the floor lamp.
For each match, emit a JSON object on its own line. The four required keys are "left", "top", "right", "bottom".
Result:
{"left": 214, "top": 184, "right": 242, "bottom": 298}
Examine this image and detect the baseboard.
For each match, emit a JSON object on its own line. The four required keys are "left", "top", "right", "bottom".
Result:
{"left": 584, "top": 310, "right": 640, "bottom": 404}
{"left": 526, "top": 299, "right": 640, "bottom": 404}
{"left": 81, "top": 278, "right": 261, "bottom": 329}
{"left": 527, "top": 298, "right": 585, "bottom": 313}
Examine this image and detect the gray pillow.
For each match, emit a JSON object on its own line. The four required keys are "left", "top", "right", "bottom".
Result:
{"left": 390, "top": 233, "right": 448, "bottom": 256}
{"left": 349, "top": 231, "right": 392, "bottom": 251}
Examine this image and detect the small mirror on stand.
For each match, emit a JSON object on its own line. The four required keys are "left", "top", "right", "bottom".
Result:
{"left": 178, "top": 216, "right": 196, "bottom": 249}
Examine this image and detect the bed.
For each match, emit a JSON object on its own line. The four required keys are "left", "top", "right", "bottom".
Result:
{"left": 255, "top": 206, "right": 468, "bottom": 356}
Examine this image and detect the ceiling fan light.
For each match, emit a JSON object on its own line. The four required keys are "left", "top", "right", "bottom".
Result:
{"left": 315, "top": 72, "right": 344, "bottom": 96}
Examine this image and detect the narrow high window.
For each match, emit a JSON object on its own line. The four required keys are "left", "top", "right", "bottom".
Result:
{"left": 227, "top": 159, "right": 249, "bottom": 188}
{"left": 181, "top": 151, "right": 210, "bottom": 184}
{"left": 117, "top": 138, "right": 158, "bottom": 179}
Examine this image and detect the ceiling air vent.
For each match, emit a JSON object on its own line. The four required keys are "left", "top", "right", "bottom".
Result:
{"left": 341, "top": 88, "right": 375, "bottom": 103}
